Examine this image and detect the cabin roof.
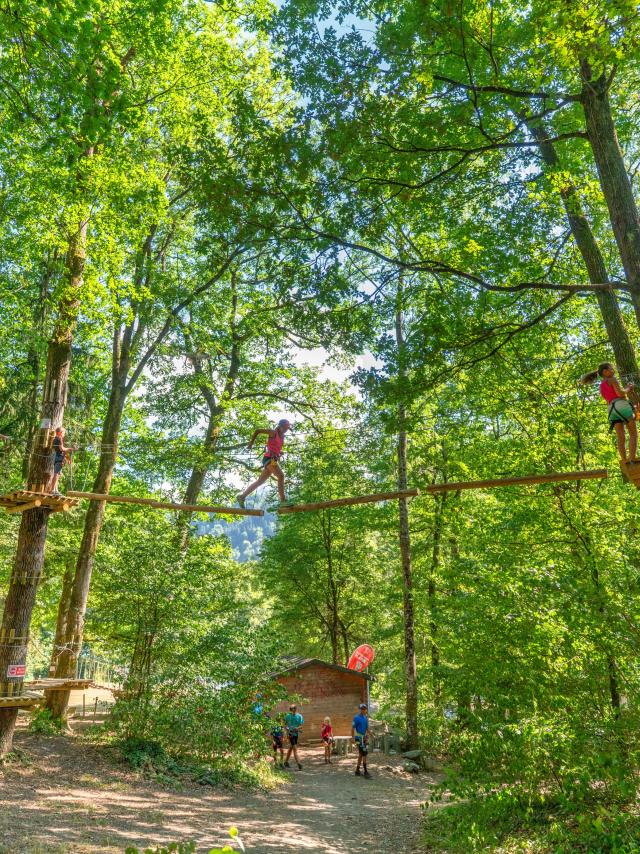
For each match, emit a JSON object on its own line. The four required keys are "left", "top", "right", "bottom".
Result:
{"left": 271, "top": 656, "right": 372, "bottom": 681}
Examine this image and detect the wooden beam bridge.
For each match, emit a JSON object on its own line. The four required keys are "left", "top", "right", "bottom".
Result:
{"left": 277, "top": 469, "right": 610, "bottom": 513}
{"left": 67, "top": 491, "right": 264, "bottom": 516}
{"left": 423, "top": 468, "right": 609, "bottom": 494}
{"left": 0, "top": 489, "right": 263, "bottom": 516}
{"left": 276, "top": 488, "right": 420, "bottom": 514}
{"left": 0, "top": 468, "right": 615, "bottom": 519}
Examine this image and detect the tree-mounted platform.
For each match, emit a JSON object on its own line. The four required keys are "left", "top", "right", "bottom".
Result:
{"left": 26, "top": 678, "right": 94, "bottom": 692}
{"left": 619, "top": 461, "right": 640, "bottom": 488}
{"left": 0, "top": 490, "right": 79, "bottom": 514}
{"left": 0, "top": 693, "right": 42, "bottom": 709}
{"left": 67, "top": 491, "right": 264, "bottom": 516}
{"left": 422, "top": 469, "right": 609, "bottom": 494}
{"left": 276, "top": 488, "right": 420, "bottom": 514}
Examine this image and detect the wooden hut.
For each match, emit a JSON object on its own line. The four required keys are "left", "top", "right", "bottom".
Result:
{"left": 271, "top": 657, "right": 371, "bottom": 743}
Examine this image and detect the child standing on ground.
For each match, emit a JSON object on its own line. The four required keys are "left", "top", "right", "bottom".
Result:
{"left": 580, "top": 363, "right": 638, "bottom": 463}
{"left": 236, "top": 419, "right": 291, "bottom": 508}
{"left": 351, "top": 702, "right": 371, "bottom": 778}
{"left": 321, "top": 716, "right": 333, "bottom": 764}
{"left": 270, "top": 716, "right": 285, "bottom": 767}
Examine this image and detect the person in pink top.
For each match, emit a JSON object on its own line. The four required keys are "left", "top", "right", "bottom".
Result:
{"left": 580, "top": 363, "right": 638, "bottom": 463}
{"left": 321, "top": 717, "right": 333, "bottom": 764}
{"left": 236, "top": 419, "right": 292, "bottom": 508}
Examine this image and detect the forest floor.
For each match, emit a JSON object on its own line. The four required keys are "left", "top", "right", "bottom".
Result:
{"left": 0, "top": 722, "right": 440, "bottom": 854}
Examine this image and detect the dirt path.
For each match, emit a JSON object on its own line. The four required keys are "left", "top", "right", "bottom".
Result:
{"left": 0, "top": 729, "right": 439, "bottom": 854}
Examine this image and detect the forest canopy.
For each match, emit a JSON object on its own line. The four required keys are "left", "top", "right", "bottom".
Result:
{"left": 1, "top": 0, "right": 640, "bottom": 850}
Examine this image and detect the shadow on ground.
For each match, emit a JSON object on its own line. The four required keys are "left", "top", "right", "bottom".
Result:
{"left": 0, "top": 726, "right": 439, "bottom": 854}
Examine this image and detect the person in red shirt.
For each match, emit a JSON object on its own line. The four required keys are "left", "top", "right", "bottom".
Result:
{"left": 321, "top": 717, "right": 333, "bottom": 764}
{"left": 236, "top": 419, "right": 291, "bottom": 508}
{"left": 581, "top": 363, "right": 638, "bottom": 463}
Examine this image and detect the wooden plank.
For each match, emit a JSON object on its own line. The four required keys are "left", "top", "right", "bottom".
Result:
{"left": 28, "top": 678, "right": 93, "bottom": 691}
{"left": 620, "top": 461, "right": 640, "bottom": 488}
{"left": 0, "top": 695, "right": 41, "bottom": 708}
{"left": 276, "top": 488, "right": 420, "bottom": 514}
{"left": 423, "top": 469, "right": 609, "bottom": 494}
{"left": 67, "top": 491, "right": 264, "bottom": 517}
{"left": 4, "top": 499, "right": 42, "bottom": 514}
{"left": 0, "top": 490, "right": 79, "bottom": 509}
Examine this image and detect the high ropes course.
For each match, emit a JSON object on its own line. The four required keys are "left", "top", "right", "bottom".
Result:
{"left": 0, "top": 466, "right": 628, "bottom": 518}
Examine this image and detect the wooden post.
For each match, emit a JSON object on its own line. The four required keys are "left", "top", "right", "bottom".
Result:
{"left": 93, "top": 697, "right": 98, "bottom": 722}
{"left": 82, "top": 694, "right": 86, "bottom": 719}
{"left": 277, "top": 488, "right": 420, "bottom": 514}
{"left": 423, "top": 469, "right": 608, "bottom": 494}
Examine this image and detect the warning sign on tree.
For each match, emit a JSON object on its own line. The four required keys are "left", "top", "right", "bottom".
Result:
{"left": 7, "top": 664, "right": 26, "bottom": 678}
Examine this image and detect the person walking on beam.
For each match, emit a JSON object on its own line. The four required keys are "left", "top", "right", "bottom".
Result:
{"left": 236, "top": 419, "right": 292, "bottom": 508}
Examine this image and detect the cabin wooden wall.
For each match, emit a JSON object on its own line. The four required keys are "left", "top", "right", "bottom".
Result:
{"left": 273, "top": 663, "right": 368, "bottom": 742}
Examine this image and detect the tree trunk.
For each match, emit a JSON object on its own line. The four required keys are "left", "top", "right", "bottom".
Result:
{"left": 177, "top": 413, "right": 223, "bottom": 550}
{"left": 48, "top": 558, "right": 75, "bottom": 676}
{"left": 530, "top": 122, "right": 639, "bottom": 381}
{"left": 580, "top": 64, "right": 640, "bottom": 327}
{"left": 321, "top": 511, "right": 340, "bottom": 665}
{"left": 22, "top": 349, "right": 41, "bottom": 482}
{"left": 395, "top": 292, "right": 419, "bottom": 750}
{"left": 0, "top": 224, "right": 85, "bottom": 754}
{"left": 45, "top": 381, "right": 124, "bottom": 718}
{"left": 22, "top": 259, "right": 57, "bottom": 479}
{"left": 340, "top": 620, "right": 350, "bottom": 666}
{"left": 429, "top": 491, "right": 447, "bottom": 703}
{"left": 46, "top": 230, "right": 156, "bottom": 717}
{"left": 179, "top": 278, "right": 241, "bottom": 546}
{"left": 608, "top": 656, "right": 621, "bottom": 717}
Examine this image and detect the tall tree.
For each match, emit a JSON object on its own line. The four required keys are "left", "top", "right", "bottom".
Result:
{"left": 0, "top": 0, "right": 196, "bottom": 752}
{"left": 394, "top": 280, "right": 418, "bottom": 748}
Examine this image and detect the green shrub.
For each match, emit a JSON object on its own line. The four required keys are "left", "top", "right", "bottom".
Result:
{"left": 423, "top": 787, "right": 640, "bottom": 853}
{"left": 28, "top": 708, "right": 67, "bottom": 736}
{"left": 120, "top": 737, "right": 167, "bottom": 769}
{"left": 125, "top": 826, "right": 244, "bottom": 853}
{"left": 117, "top": 736, "right": 278, "bottom": 791}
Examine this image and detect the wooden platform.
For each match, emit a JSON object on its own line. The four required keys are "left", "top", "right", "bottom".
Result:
{"left": 0, "top": 692, "right": 42, "bottom": 709}
{"left": 620, "top": 461, "right": 640, "bottom": 488}
{"left": 0, "top": 490, "right": 79, "bottom": 514}
{"left": 277, "top": 488, "right": 420, "bottom": 514}
{"left": 26, "top": 678, "right": 94, "bottom": 692}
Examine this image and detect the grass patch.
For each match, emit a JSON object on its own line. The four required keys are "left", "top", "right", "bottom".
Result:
{"left": 0, "top": 746, "right": 32, "bottom": 768}
{"left": 423, "top": 789, "right": 640, "bottom": 853}
{"left": 117, "top": 736, "right": 281, "bottom": 791}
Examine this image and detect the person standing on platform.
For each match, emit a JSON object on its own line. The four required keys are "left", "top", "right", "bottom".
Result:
{"left": 284, "top": 703, "right": 304, "bottom": 770}
{"left": 580, "top": 363, "right": 639, "bottom": 463}
{"left": 352, "top": 702, "right": 371, "bottom": 778}
{"left": 50, "top": 427, "right": 75, "bottom": 495}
